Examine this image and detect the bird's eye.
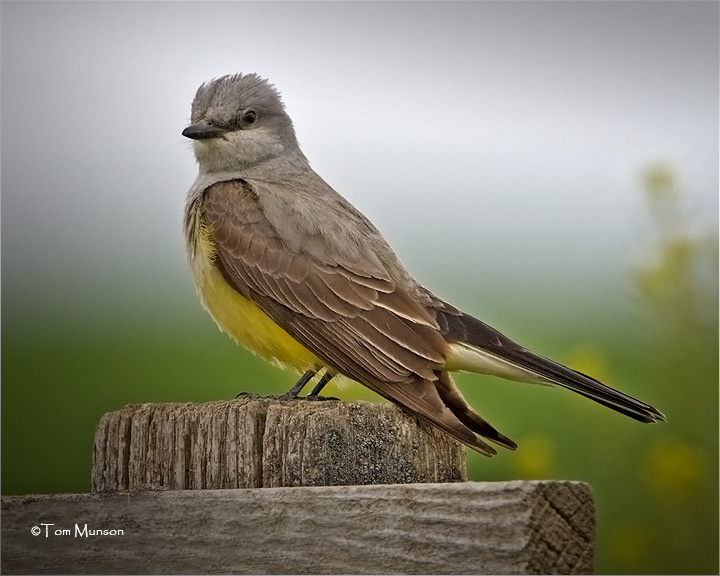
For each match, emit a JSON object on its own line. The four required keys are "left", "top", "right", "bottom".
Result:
{"left": 242, "top": 110, "right": 258, "bottom": 125}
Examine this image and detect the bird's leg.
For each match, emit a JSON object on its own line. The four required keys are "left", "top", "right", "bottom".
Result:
{"left": 282, "top": 370, "right": 316, "bottom": 399}
{"left": 307, "top": 372, "right": 338, "bottom": 401}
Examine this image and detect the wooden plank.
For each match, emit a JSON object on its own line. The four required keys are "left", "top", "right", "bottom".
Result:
{"left": 1, "top": 481, "right": 594, "bottom": 574}
{"left": 92, "top": 399, "right": 467, "bottom": 491}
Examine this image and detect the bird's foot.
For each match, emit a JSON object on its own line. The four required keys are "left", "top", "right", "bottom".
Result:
{"left": 235, "top": 392, "right": 262, "bottom": 400}
{"left": 279, "top": 391, "right": 303, "bottom": 400}
{"left": 306, "top": 394, "right": 340, "bottom": 401}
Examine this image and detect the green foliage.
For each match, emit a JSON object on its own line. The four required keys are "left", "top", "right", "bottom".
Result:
{"left": 635, "top": 162, "right": 719, "bottom": 338}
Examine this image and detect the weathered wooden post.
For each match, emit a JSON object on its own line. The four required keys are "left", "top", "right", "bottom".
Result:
{"left": 91, "top": 398, "right": 467, "bottom": 491}
{"left": 1, "top": 398, "right": 595, "bottom": 574}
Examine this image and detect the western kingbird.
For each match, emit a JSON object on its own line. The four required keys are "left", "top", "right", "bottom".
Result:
{"left": 182, "top": 73, "right": 665, "bottom": 456}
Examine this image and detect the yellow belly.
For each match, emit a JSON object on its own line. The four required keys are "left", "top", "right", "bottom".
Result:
{"left": 188, "top": 202, "right": 321, "bottom": 372}
{"left": 198, "top": 264, "right": 321, "bottom": 371}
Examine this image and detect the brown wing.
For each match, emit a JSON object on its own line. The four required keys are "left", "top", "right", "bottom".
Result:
{"left": 201, "top": 179, "right": 499, "bottom": 455}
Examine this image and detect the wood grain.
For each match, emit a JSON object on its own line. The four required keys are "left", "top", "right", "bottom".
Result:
{"left": 92, "top": 398, "right": 468, "bottom": 491}
{"left": 1, "top": 481, "right": 594, "bottom": 574}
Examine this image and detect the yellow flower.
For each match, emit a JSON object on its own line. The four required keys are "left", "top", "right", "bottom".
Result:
{"left": 512, "top": 432, "right": 555, "bottom": 479}
{"left": 642, "top": 435, "right": 707, "bottom": 499}
{"left": 563, "top": 342, "right": 609, "bottom": 382}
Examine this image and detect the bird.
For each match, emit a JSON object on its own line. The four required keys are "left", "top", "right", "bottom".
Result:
{"left": 182, "top": 73, "right": 665, "bottom": 456}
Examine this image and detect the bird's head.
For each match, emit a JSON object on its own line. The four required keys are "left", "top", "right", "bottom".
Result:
{"left": 182, "top": 73, "right": 299, "bottom": 173}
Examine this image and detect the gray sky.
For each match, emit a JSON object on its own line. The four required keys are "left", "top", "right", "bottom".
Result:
{"left": 2, "top": 1, "right": 718, "bottom": 318}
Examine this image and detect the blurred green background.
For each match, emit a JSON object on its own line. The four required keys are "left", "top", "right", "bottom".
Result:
{"left": 2, "top": 2, "right": 718, "bottom": 574}
{"left": 3, "top": 163, "right": 717, "bottom": 574}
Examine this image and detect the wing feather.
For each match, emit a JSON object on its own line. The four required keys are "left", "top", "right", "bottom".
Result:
{"left": 316, "top": 269, "right": 376, "bottom": 311}
{"left": 201, "top": 180, "right": 447, "bottom": 384}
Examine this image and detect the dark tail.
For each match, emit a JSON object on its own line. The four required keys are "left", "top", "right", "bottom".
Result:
{"left": 435, "top": 303, "right": 666, "bottom": 424}
{"left": 512, "top": 349, "right": 666, "bottom": 423}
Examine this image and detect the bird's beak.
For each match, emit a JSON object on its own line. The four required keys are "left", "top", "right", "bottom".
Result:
{"left": 182, "top": 122, "right": 227, "bottom": 140}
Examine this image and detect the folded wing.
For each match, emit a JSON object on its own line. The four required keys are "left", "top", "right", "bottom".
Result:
{"left": 202, "top": 179, "right": 508, "bottom": 455}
